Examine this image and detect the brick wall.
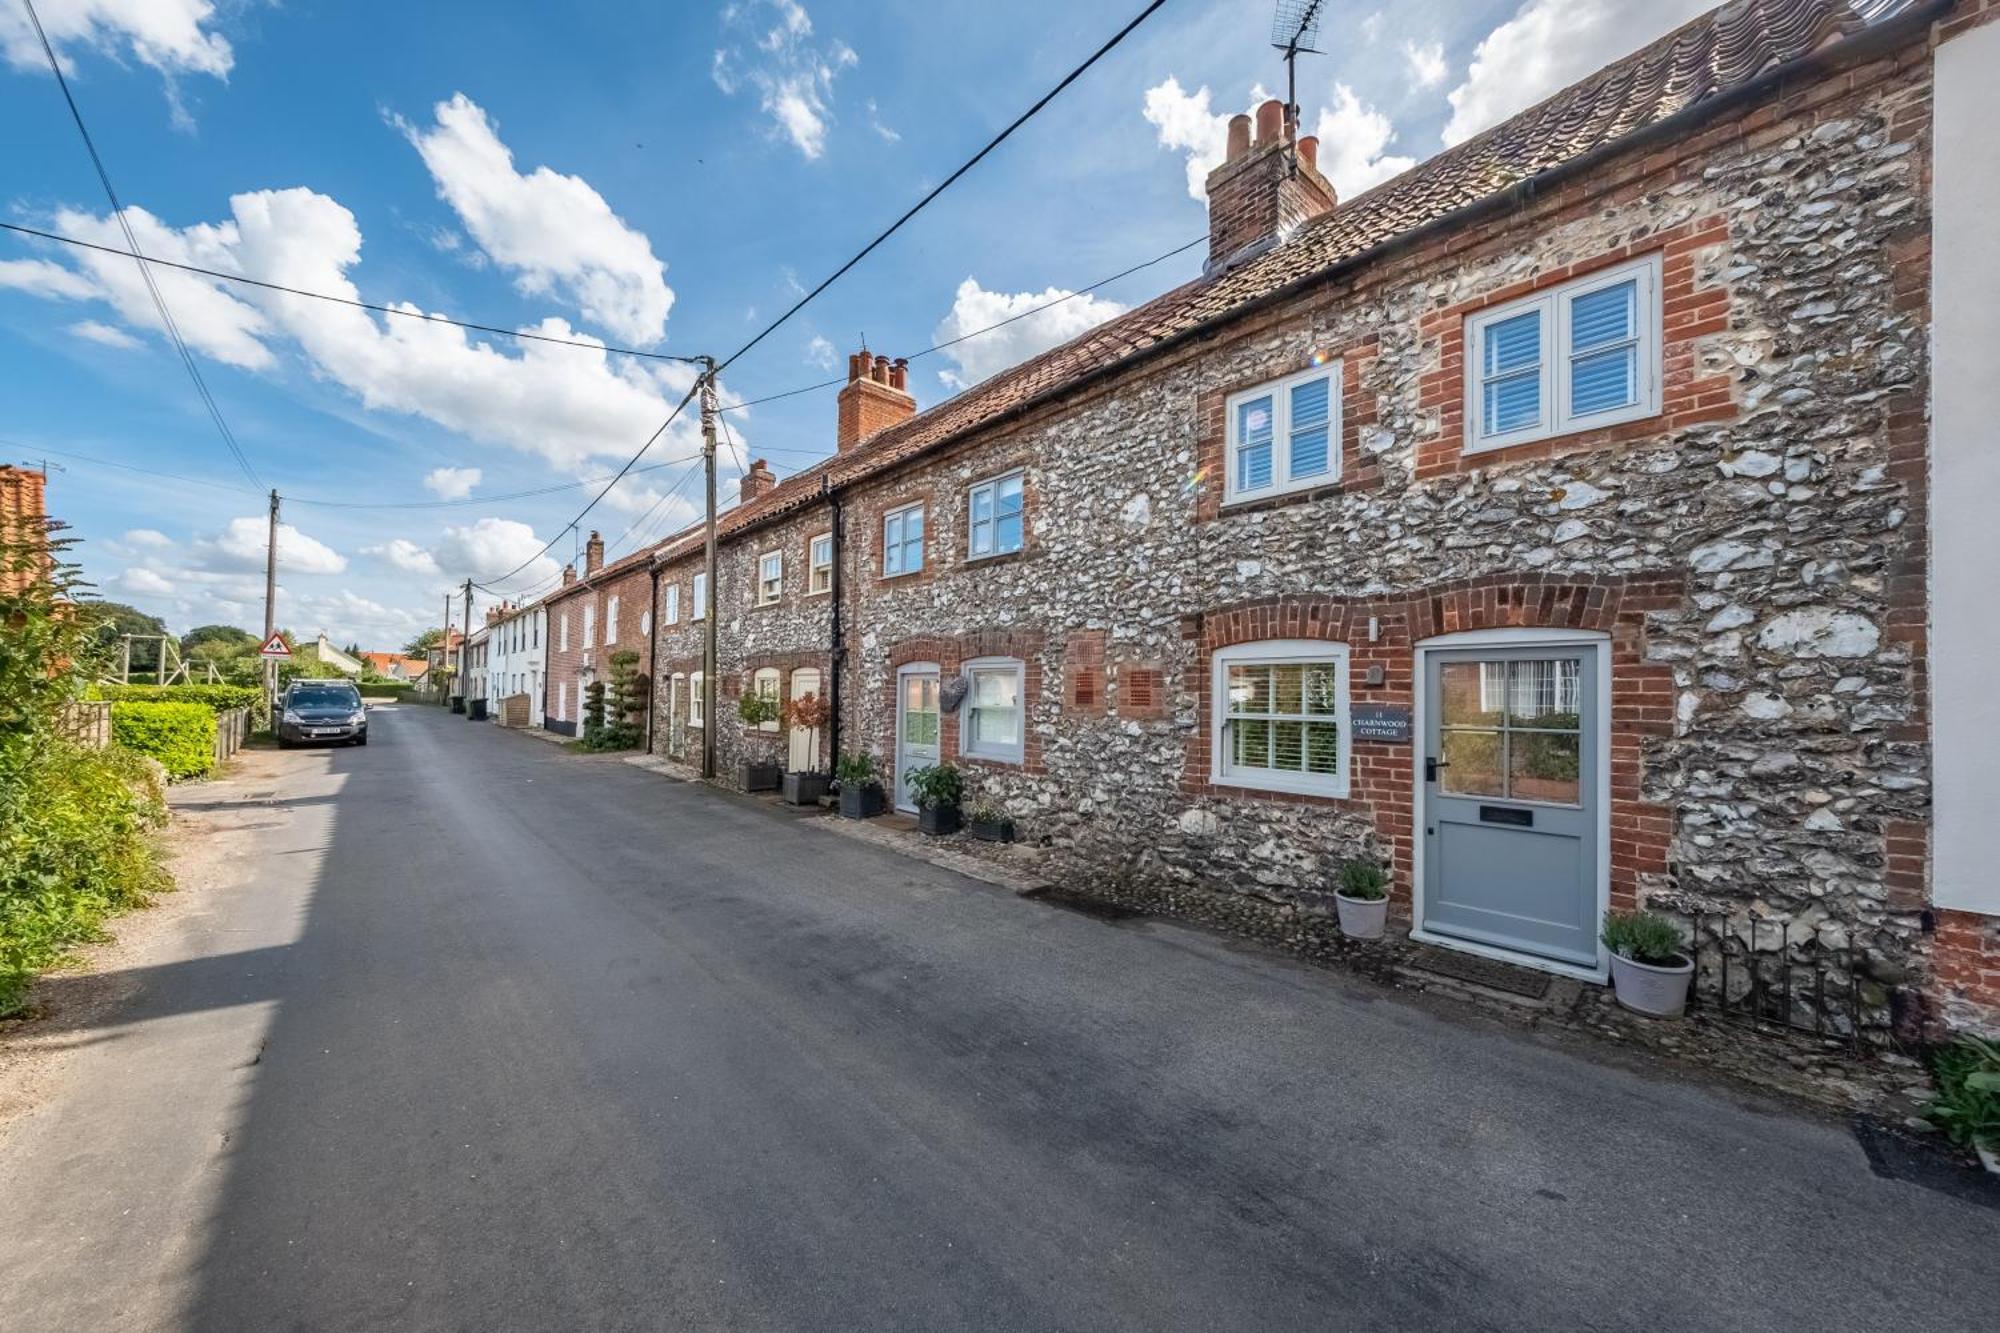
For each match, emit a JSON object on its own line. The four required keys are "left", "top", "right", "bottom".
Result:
{"left": 542, "top": 558, "right": 653, "bottom": 737}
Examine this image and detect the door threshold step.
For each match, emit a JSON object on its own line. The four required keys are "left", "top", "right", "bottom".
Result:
{"left": 1399, "top": 947, "right": 1554, "bottom": 1002}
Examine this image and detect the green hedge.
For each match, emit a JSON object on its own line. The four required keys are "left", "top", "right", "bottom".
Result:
{"left": 110, "top": 701, "right": 217, "bottom": 780}
{"left": 95, "top": 683, "right": 265, "bottom": 726}
{"left": 354, "top": 680, "right": 420, "bottom": 702}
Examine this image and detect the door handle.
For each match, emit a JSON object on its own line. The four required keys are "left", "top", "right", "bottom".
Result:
{"left": 1425, "top": 757, "right": 1448, "bottom": 782}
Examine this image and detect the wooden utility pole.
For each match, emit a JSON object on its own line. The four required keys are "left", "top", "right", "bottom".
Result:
{"left": 440, "top": 591, "right": 452, "bottom": 705}
{"left": 459, "top": 577, "right": 473, "bottom": 708}
{"left": 262, "top": 488, "right": 279, "bottom": 716}
{"left": 698, "top": 359, "right": 719, "bottom": 780}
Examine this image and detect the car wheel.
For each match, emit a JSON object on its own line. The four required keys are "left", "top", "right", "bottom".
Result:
{"left": 277, "top": 738, "right": 292, "bottom": 750}
{"left": 355, "top": 735, "right": 368, "bottom": 746}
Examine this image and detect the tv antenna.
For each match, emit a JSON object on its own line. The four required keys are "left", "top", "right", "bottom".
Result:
{"left": 1271, "top": 0, "right": 1325, "bottom": 171}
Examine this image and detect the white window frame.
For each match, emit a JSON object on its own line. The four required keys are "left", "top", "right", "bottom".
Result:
{"left": 882, "top": 502, "right": 924, "bottom": 577}
{"left": 966, "top": 469, "right": 1026, "bottom": 560}
{"left": 1223, "top": 363, "right": 1342, "bottom": 506}
{"left": 959, "top": 656, "right": 1027, "bottom": 765}
{"left": 1209, "top": 639, "right": 1351, "bottom": 799}
{"left": 751, "top": 667, "right": 781, "bottom": 731}
{"left": 689, "top": 671, "right": 705, "bottom": 728}
{"left": 757, "top": 550, "right": 784, "bottom": 606}
{"left": 559, "top": 613, "right": 569, "bottom": 652}
{"left": 808, "top": 532, "right": 833, "bottom": 595}
{"left": 583, "top": 602, "right": 596, "bottom": 650}
{"left": 1463, "top": 253, "right": 1663, "bottom": 455}
{"left": 692, "top": 572, "right": 708, "bottom": 620}
{"left": 606, "top": 595, "right": 620, "bottom": 644}
{"left": 665, "top": 584, "right": 680, "bottom": 626}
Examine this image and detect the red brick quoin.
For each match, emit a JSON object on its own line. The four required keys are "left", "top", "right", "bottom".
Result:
{"left": 1932, "top": 909, "right": 2000, "bottom": 1037}
{"left": 1178, "top": 573, "right": 1682, "bottom": 919}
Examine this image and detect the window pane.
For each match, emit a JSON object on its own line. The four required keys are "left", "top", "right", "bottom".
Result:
{"left": 972, "top": 705, "right": 1020, "bottom": 748}
{"left": 1302, "top": 663, "right": 1339, "bottom": 715}
{"left": 1231, "top": 718, "right": 1272, "bottom": 769}
{"left": 1272, "top": 721, "right": 1305, "bottom": 773}
{"left": 1235, "top": 395, "right": 1274, "bottom": 491}
{"left": 1484, "top": 371, "right": 1540, "bottom": 435}
{"left": 972, "top": 668, "right": 1018, "bottom": 708}
{"left": 1226, "top": 664, "right": 1271, "bottom": 715}
{"left": 1438, "top": 661, "right": 1505, "bottom": 727}
{"left": 1289, "top": 425, "right": 1330, "bottom": 478}
{"left": 1304, "top": 721, "right": 1340, "bottom": 774}
{"left": 1272, "top": 664, "right": 1304, "bottom": 715}
{"left": 1570, "top": 345, "right": 1636, "bottom": 417}
{"left": 994, "top": 512, "right": 1023, "bottom": 553}
{"left": 1484, "top": 309, "right": 1541, "bottom": 375}
{"left": 1506, "top": 659, "right": 1582, "bottom": 724}
{"left": 1440, "top": 728, "right": 1505, "bottom": 797}
{"left": 996, "top": 473, "right": 1024, "bottom": 514}
{"left": 970, "top": 487, "right": 993, "bottom": 525}
{"left": 969, "top": 518, "right": 991, "bottom": 556}
{"left": 906, "top": 508, "right": 923, "bottom": 540}
{"left": 1509, "top": 731, "right": 1579, "bottom": 804}
{"left": 1570, "top": 280, "right": 1634, "bottom": 351}
{"left": 1290, "top": 376, "right": 1329, "bottom": 429}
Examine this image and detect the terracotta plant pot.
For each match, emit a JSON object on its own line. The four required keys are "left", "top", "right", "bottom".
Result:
{"left": 1609, "top": 951, "right": 1694, "bottom": 1018}
{"left": 1334, "top": 891, "right": 1388, "bottom": 940}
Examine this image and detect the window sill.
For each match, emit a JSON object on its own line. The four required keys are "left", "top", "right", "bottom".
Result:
{"left": 963, "top": 548, "right": 1027, "bottom": 569}
{"left": 1463, "top": 407, "right": 1660, "bottom": 457}
{"left": 879, "top": 569, "right": 926, "bottom": 583}
{"left": 1210, "top": 769, "right": 1349, "bottom": 801}
{"left": 1217, "top": 477, "right": 1369, "bottom": 519}
{"left": 961, "top": 749, "right": 1024, "bottom": 766}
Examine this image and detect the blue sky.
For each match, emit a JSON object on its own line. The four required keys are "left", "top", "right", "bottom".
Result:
{"left": 0, "top": 0, "right": 1710, "bottom": 648}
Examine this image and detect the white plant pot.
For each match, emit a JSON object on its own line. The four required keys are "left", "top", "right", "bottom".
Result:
{"left": 1334, "top": 892, "right": 1388, "bottom": 941}
{"left": 1979, "top": 1145, "right": 2000, "bottom": 1178}
{"left": 1609, "top": 951, "right": 1694, "bottom": 1019}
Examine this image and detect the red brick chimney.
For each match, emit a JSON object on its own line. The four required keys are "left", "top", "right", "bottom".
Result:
{"left": 739, "top": 457, "right": 778, "bottom": 503}
{"left": 1204, "top": 97, "right": 1335, "bottom": 273}
{"left": 584, "top": 530, "right": 604, "bottom": 575}
{"left": 0, "top": 465, "right": 50, "bottom": 596}
{"left": 836, "top": 348, "right": 915, "bottom": 452}
{"left": 562, "top": 563, "right": 576, "bottom": 587}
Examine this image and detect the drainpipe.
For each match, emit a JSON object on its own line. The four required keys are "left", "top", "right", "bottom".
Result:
{"left": 823, "top": 473, "right": 843, "bottom": 775}
{"left": 644, "top": 557, "right": 662, "bottom": 754}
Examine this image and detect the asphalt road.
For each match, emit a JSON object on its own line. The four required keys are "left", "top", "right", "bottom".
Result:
{"left": 3, "top": 704, "right": 1996, "bottom": 1331}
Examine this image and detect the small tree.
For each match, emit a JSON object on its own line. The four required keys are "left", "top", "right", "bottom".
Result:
{"left": 581, "top": 679, "right": 608, "bottom": 746}
{"left": 586, "top": 651, "right": 645, "bottom": 751}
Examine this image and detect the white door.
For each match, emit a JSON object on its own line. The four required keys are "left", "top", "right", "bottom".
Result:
{"left": 789, "top": 668, "right": 822, "bottom": 773}
{"left": 894, "top": 664, "right": 940, "bottom": 813}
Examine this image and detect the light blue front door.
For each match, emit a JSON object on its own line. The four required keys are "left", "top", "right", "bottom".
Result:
{"left": 1421, "top": 645, "right": 1599, "bottom": 968}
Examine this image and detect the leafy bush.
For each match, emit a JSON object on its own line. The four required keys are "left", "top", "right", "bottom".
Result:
{"left": 905, "top": 763, "right": 963, "bottom": 810}
{"left": 579, "top": 652, "right": 645, "bottom": 751}
{"left": 1338, "top": 859, "right": 1388, "bottom": 901}
{"left": 111, "top": 701, "right": 217, "bottom": 780}
{"left": 1925, "top": 1037, "right": 2000, "bottom": 1153}
{"left": 835, "top": 751, "right": 878, "bottom": 787}
{"left": 581, "top": 681, "right": 608, "bottom": 746}
{"left": 1601, "top": 909, "right": 1686, "bottom": 966}
{"left": 736, "top": 691, "right": 779, "bottom": 728}
{"left": 355, "top": 680, "right": 420, "bottom": 703}
{"left": 95, "top": 682, "right": 264, "bottom": 726}
{"left": 3, "top": 517, "right": 172, "bottom": 1014}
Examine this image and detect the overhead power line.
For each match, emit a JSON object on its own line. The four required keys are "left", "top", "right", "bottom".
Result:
{"left": 717, "top": 0, "right": 1169, "bottom": 374}
{"left": 21, "top": 0, "right": 262, "bottom": 489}
{"left": 0, "top": 220, "right": 707, "bottom": 366}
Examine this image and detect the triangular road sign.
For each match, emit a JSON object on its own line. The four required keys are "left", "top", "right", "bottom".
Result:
{"left": 257, "top": 633, "right": 292, "bottom": 660}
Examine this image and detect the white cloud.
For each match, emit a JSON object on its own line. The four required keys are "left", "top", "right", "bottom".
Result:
{"left": 400, "top": 94, "right": 673, "bottom": 345}
{"left": 1144, "top": 77, "right": 1411, "bottom": 202}
{"left": 423, "top": 466, "right": 481, "bottom": 500}
{"left": 0, "top": 0, "right": 233, "bottom": 81}
{"left": 0, "top": 257, "right": 102, "bottom": 300}
{"left": 123, "top": 528, "right": 173, "bottom": 547}
{"left": 434, "top": 516, "right": 560, "bottom": 589}
{"left": 713, "top": 1, "right": 858, "bottom": 159}
{"left": 1142, "top": 76, "right": 1231, "bottom": 202}
{"left": 1443, "top": 0, "right": 1712, "bottom": 146}
{"left": 1360, "top": 12, "right": 1385, "bottom": 44}
{"left": 1312, "top": 87, "right": 1416, "bottom": 197}
{"left": 365, "top": 538, "right": 442, "bottom": 578}
{"left": 932, "top": 278, "right": 1126, "bottom": 393}
{"left": 198, "top": 517, "right": 348, "bottom": 576}
{"left": 804, "top": 334, "right": 834, "bottom": 371}
{"left": 1404, "top": 41, "right": 1448, "bottom": 90}
{"left": 865, "top": 98, "right": 899, "bottom": 143}
{"left": 69, "top": 318, "right": 141, "bottom": 348}
{"left": 119, "top": 566, "right": 176, "bottom": 595}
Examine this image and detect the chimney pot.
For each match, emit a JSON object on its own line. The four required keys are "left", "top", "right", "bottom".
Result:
{"left": 836, "top": 343, "right": 917, "bottom": 452}
{"left": 847, "top": 352, "right": 865, "bottom": 382}
{"left": 1254, "top": 98, "right": 1284, "bottom": 145}
{"left": 739, "top": 457, "right": 778, "bottom": 503}
{"left": 872, "top": 353, "right": 890, "bottom": 384}
{"left": 584, "top": 529, "right": 604, "bottom": 575}
{"left": 1225, "top": 113, "right": 1251, "bottom": 162}
{"left": 890, "top": 357, "right": 908, "bottom": 391}
{"left": 561, "top": 563, "right": 576, "bottom": 586}
{"left": 1297, "top": 135, "right": 1320, "bottom": 172}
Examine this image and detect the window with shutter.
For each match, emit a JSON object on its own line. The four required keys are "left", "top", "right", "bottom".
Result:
{"left": 1224, "top": 365, "right": 1341, "bottom": 504}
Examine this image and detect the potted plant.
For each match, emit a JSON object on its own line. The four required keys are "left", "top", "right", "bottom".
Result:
{"left": 835, "top": 752, "right": 886, "bottom": 819}
{"left": 780, "top": 693, "right": 831, "bottom": 805}
{"left": 1602, "top": 909, "right": 1694, "bottom": 1018}
{"left": 736, "top": 692, "right": 782, "bottom": 791}
{"left": 1334, "top": 859, "right": 1389, "bottom": 940}
{"left": 968, "top": 801, "right": 1016, "bottom": 843}
{"left": 906, "top": 762, "right": 964, "bottom": 836}
{"left": 1923, "top": 1037, "right": 2000, "bottom": 1176}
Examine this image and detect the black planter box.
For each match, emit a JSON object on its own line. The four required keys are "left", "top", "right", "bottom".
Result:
{"left": 970, "top": 816, "right": 1015, "bottom": 844}
{"left": 448, "top": 695, "right": 465, "bottom": 714}
{"left": 918, "top": 803, "right": 962, "bottom": 836}
{"left": 838, "top": 782, "right": 886, "bottom": 819}
{"left": 740, "top": 760, "right": 782, "bottom": 792}
{"left": 782, "top": 771, "right": 830, "bottom": 806}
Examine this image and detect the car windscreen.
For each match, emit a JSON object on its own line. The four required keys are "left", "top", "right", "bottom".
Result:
{"left": 288, "top": 687, "right": 360, "bottom": 709}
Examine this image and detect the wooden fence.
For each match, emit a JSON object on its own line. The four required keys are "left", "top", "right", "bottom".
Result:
{"left": 213, "top": 707, "right": 251, "bottom": 766}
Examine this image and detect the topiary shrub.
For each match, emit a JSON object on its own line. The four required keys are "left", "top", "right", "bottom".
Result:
{"left": 95, "top": 683, "right": 265, "bottom": 726}
{"left": 110, "top": 701, "right": 217, "bottom": 780}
